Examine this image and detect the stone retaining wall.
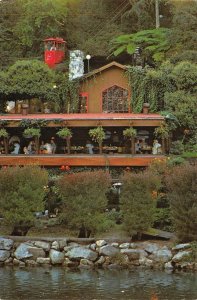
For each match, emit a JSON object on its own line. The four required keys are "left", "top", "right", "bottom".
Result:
{"left": 0, "top": 237, "right": 196, "bottom": 271}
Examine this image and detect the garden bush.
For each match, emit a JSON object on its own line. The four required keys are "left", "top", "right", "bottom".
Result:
{"left": 166, "top": 163, "right": 197, "bottom": 241}
{"left": 0, "top": 166, "right": 48, "bottom": 235}
{"left": 120, "top": 170, "right": 161, "bottom": 238}
{"left": 57, "top": 170, "right": 112, "bottom": 237}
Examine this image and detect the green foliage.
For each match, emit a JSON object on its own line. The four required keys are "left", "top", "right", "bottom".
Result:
{"left": 111, "top": 28, "right": 170, "bottom": 63}
{"left": 120, "top": 170, "right": 161, "bottom": 237}
{"left": 6, "top": 60, "right": 55, "bottom": 101}
{"left": 56, "top": 127, "right": 72, "bottom": 139}
{"left": 56, "top": 170, "right": 112, "bottom": 236}
{"left": 169, "top": 141, "right": 185, "bottom": 155}
{"left": 0, "top": 128, "right": 8, "bottom": 138}
{"left": 23, "top": 127, "right": 41, "bottom": 138}
{"left": 89, "top": 127, "right": 105, "bottom": 144}
{"left": 123, "top": 127, "right": 137, "bottom": 138}
{"left": 166, "top": 163, "right": 197, "bottom": 242}
{"left": 0, "top": 166, "right": 48, "bottom": 230}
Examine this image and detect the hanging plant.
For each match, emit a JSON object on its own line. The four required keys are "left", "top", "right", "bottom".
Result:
{"left": 0, "top": 128, "right": 8, "bottom": 138}
{"left": 89, "top": 127, "right": 105, "bottom": 154}
{"left": 23, "top": 127, "right": 41, "bottom": 138}
{"left": 123, "top": 127, "right": 137, "bottom": 155}
{"left": 56, "top": 127, "right": 72, "bottom": 139}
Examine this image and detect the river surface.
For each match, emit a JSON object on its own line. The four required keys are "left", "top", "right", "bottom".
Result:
{"left": 0, "top": 267, "right": 197, "bottom": 300}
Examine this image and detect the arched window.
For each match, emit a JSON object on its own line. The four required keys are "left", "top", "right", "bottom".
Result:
{"left": 102, "top": 85, "right": 129, "bottom": 113}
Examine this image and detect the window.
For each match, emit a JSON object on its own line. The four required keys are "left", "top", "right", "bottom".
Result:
{"left": 102, "top": 85, "right": 129, "bottom": 113}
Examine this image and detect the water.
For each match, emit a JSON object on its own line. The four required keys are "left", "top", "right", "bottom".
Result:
{"left": 0, "top": 267, "right": 197, "bottom": 300}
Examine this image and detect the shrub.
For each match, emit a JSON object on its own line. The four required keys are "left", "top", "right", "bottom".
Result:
{"left": 120, "top": 170, "right": 161, "bottom": 238}
{"left": 56, "top": 170, "right": 112, "bottom": 237}
{"left": 0, "top": 166, "right": 48, "bottom": 235}
{"left": 166, "top": 163, "right": 197, "bottom": 241}
{"left": 169, "top": 140, "right": 184, "bottom": 155}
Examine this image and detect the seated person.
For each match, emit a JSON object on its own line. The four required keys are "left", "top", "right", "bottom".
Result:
{"left": 0, "top": 141, "right": 5, "bottom": 154}
{"left": 152, "top": 139, "right": 162, "bottom": 155}
{"left": 27, "top": 141, "right": 36, "bottom": 154}
{"left": 50, "top": 138, "right": 56, "bottom": 154}
{"left": 86, "top": 140, "right": 94, "bottom": 154}
{"left": 135, "top": 139, "right": 142, "bottom": 154}
{"left": 11, "top": 142, "right": 20, "bottom": 154}
{"left": 23, "top": 146, "right": 29, "bottom": 155}
{"left": 44, "top": 142, "right": 52, "bottom": 154}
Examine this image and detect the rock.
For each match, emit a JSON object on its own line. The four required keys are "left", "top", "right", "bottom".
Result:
{"left": 14, "top": 243, "right": 34, "bottom": 260}
{"left": 164, "top": 262, "right": 174, "bottom": 270}
{"left": 26, "top": 259, "right": 37, "bottom": 267}
{"left": 0, "top": 238, "right": 14, "bottom": 250}
{"left": 68, "top": 242, "right": 79, "bottom": 247}
{"left": 51, "top": 241, "right": 60, "bottom": 250}
{"left": 34, "top": 241, "right": 51, "bottom": 252}
{"left": 63, "top": 258, "right": 79, "bottom": 268}
{"left": 99, "top": 245, "right": 119, "bottom": 257}
{"left": 172, "top": 243, "right": 191, "bottom": 251}
{"left": 64, "top": 246, "right": 75, "bottom": 252}
{"left": 4, "top": 257, "right": 13, "bottom": 265}
{"left": 13, "top": 258, "right": 20, "bottom": 265}
{"left": 80, "top": 259, "right": 94, "bottom": 267}
{"left": 89, "top": 243, "right": 96, "bottom": 251}
{"left": 150, "top": 249, "right": 172, "bottom": 263}
{"left": 95, "top": 256, "right": 106, "bottom": 266}
{"left": 172, "top": 251, "right": 192, "bottom": 263}
{"left": 36, "top": 257, "right": 51, "bottom": 264}
{"left": 130, "top": 243, "right": 137, "bottom": 249}
{"left": 0, "top": 250, "right": 10, "bottom": 262}
{"left": 66, "top": 247, "right": 98, "bottom": 262}
{"left": 28, "top": 247, "right": 46, "bottom": 260}
{"left": 111, "top": 243, "right": 119, "bottom": 248}
{"left": 49, "top": 249, "right": 64, "bottom": 265}
{"left": 120, "top": 249, "right": 144, "bottom": 260}
{"left": 119, "top": 243, "right": 130, "bottom": 249}
{"left": 59, "top": 239, "right": 68, "bottom": 250}
{"left": 139, "top": 257, "right": 153, "bottom": 267}
{"left": 144, "top": 243, "right": 159, "bottom": 254}
{"left": 96, "top": 240, "right": 107, "bottom": 247}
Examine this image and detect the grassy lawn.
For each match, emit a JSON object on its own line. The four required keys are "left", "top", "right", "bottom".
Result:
{"left": 182, "top": 152, "right": 197, "bottom": 158}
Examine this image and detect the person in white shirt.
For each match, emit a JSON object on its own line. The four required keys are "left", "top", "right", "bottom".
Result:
{"left": 11, "top": 142, "right": 20, "bottom": 154}
{"left": 152, "top": 140, "right": 162, "bottom": 155}
{"left": 86, "top": 141, "right": 94, "bottom": 154}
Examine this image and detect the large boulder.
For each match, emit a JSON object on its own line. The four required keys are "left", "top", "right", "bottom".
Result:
{"left": 143, "top": 243, "right": 159, "bottom": 254}
{"left": 172, "top": 251, "right": 192, "bottom": 263}
{"left": 150, "top": 248, "right": 172, "bottom": 263}
{"left": 99, "top": 245, "right": 119, "bottom": 257}
{"left": 0, "top": 238, "right": 14, "bottom": 250}
{"left": 172, "top": 243, "right": 191, "bottom": 251}
{"left": 66, "top": 246, "right": 98, "bottom": 261}
{"left": 121, "top": 249, "right": 147, "bottom": 260}
{"left": 49, "top": 249, "right": 65, "bottom": 265}
{"left": 14, "top": 243, "right": 34, "bottom": 260}
{"left": 34, "top": 241, "right": 51, "bottom": 252}
{"left": 0, "top": 250, "right": 10, "bottom": 262}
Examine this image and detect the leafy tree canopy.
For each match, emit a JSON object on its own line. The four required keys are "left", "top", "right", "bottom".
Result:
{"left": 111, "top": 28, "right": 170, "bottom": 63}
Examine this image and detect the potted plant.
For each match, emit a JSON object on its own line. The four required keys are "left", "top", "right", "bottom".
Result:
{"left": 89, "top": 126, "right": 105, "bottom": 154}
{"left": 0, "top": 128, "right": 9, "bottom": 154}
{"left": 56, "top": 127, "right": 72, "bottom": 154}
{"left": 154, "top": 122, "right": 170, "bottom": 154}
{"left": 123, "top": 127, "right": 137, "bottom": 155}
{"left": 23, "top": 128, "right": 41, "bottom": 154}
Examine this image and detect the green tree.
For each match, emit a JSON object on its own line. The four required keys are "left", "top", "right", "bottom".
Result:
{"left": 0, "top": 166, "right": 48, "bottom": 235}
{"left": 111, "top": 28, "right": 170, "bottom": 64}
{"left": 120, "top": 170, "right": 160, "bottom": 238}
{"left": 5, "top": 60, "right": 55, "bottom": 102}
{"left": 166, "top": 163, "right": 197, "bottom": 242}
{"left": 57, "top": 170, "right": 112, "bottom": 237}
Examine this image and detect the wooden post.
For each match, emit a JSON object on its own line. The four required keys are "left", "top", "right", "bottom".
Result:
{"left": 99, "top": 141, "right": 102, "bottom": 154}
{"left": 66, "top": 137, "right": 71, "bottom": 154}
{"left": 3, "top": 137, "right": 8, "bottom": 155}
{"left": 131, "top": 137, "right": 135, "bottom": 155}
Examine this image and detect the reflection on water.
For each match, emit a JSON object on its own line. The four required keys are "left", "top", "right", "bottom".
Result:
{"left": 0, "top": 267, "right": 197, "bottom": 300}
